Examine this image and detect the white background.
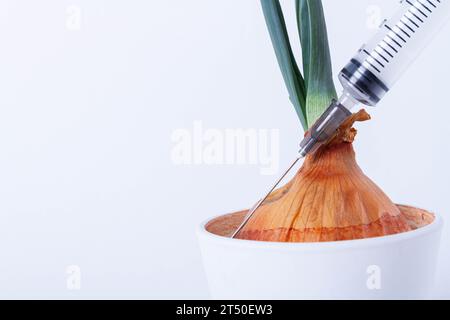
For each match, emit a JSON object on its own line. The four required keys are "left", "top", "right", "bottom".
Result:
{"left": 0, "top": 0, "right": 449, "bottom": 299}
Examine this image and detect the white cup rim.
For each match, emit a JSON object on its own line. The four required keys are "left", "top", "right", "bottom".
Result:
{"left": 197, "top": 210, "right": 444, "bottom": 252}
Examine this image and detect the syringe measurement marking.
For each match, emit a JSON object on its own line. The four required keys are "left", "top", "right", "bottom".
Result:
{"left": 374, "top": 47, "right": 390, "bottom": 62}
{"left": 400, "top": 18, "right": 416, "bottom": 32}
{"left": 370, "top": 0, "right": 440, "bottom": 69}
{"left": 363, "top": 49, "right": 385, "bottom": 68}
{"left": 363, "top": 61, "right": 381, "bottom": 73}
{"left": 407, "top": 0, "right": 429, "bottom": 18}
{"left": 385, "top": 25, "right": 407, "bottom": 43}
{"left": 356, "top": 0, "right": 442, "bottom": 77}
{"left": 425, "top": 0, "right": 437, "bottom": 9}
{"left": 404, "top": 14, "right": 420, "bottom": 28}
{"left": 417, "top": 0, "right": 433, "bottom": 12}
{"left": 395, "top": 23, "right": 412, "bottom": 37}
{"left": 385, "top": 32, "right": 403, "bottom": 48}
{"left": 376, "top": 45, "right": 394, "bottom": 59}
{"left": 407, "top": 8, "right": 425, "bottom": 23}
{"left": 381, "top": 39, "right": 398, "bottom": 53}
{"left": 371, "top": 20, "right": 415, "bottom": 66}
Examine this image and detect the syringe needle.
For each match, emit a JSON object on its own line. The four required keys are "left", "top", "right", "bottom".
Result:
{"left": 231, "top": 100, "right": 353, "bottom": 239}
{"left": 230, "top": 156, "right": 303, "bottom": 239}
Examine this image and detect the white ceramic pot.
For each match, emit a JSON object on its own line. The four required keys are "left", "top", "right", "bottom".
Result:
{"left": 197, "top": 210, "right": 443, "bottom": 299}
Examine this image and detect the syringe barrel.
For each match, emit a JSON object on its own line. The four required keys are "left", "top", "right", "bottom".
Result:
{"left": 339, "top": 0, "right": 450, "bottom": 106}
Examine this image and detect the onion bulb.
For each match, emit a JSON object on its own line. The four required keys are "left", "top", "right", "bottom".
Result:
{"left": 234, "top": 110, "right": 421, "bottom": 242}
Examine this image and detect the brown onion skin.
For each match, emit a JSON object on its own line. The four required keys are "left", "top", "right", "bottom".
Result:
{"left": 236, "top": 110, "right": 412, "bottom": 242}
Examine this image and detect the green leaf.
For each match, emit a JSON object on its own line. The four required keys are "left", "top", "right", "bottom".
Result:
{"left": 260, "top": 0, "right": 308, "bottom": 130}
{"left": 296, "top": 0, "right": 337, "bottom": 127}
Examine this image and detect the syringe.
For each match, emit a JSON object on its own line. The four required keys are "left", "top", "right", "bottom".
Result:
{"left": 300, "top": 0, "right": 450, "bottom": 156}
{"left": 232, "top": 0, "right": 450, "bottom": 238}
